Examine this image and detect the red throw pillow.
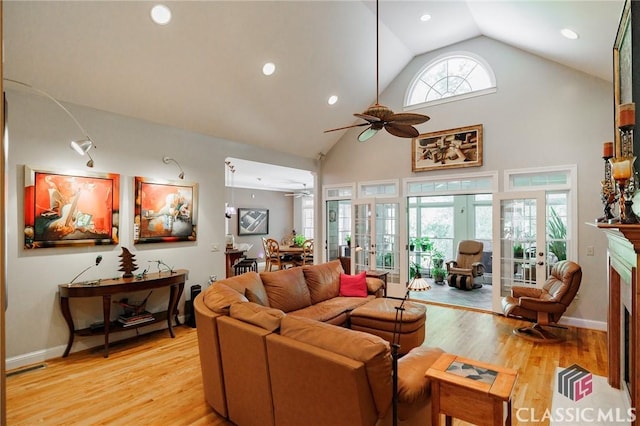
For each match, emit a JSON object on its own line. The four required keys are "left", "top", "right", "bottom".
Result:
{"left": 339, "top": 271, "right": 367, "bottom": 297}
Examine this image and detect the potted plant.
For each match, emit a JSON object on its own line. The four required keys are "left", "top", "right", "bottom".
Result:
{"left": 409, "top": 261, "right": 422, "bottom": 279}
{"left": 345, "top": 234, "right": 351, "bottom": 245}
{"left": 293, "top": 234, "right": 306, "bottom": 247}
{"left": 513, "top": 243, "right": 524, "bottom": 258}
{"left": 432, "top": 265, "right": 447, "bottom": 284}
{"left": 432, "top": 248, "right": 445, "bottom": 269}
{"left": 420, "top": 237, "right": 433, "bottom": 252}
{"left": 409, "top": 238, "right": 416, "bottom": 251}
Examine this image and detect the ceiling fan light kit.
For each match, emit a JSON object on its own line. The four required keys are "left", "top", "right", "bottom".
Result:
{"left": 324, "top": 0, "right": 430, "bottom": 142}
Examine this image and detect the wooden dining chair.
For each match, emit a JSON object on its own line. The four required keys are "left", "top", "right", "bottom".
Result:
{"left": 265, "top": 238, "right": 295, "bottom": 271}
{"left": 261, "top": 237, "right": 271, "bottom": 271}
{"left": 299, "top": 239, "right": 314, "bottom": 266}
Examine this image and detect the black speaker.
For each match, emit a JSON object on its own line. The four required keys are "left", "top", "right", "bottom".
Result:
{"left": 185, "top": 284, "right": 202, "bottom": 328}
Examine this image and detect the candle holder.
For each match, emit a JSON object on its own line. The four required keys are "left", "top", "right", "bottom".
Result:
{"left": 610, "top": 156, "right": 638, "bottom": 224}
{"left": 598, "top": 154, "right": 616, "bottom": 223}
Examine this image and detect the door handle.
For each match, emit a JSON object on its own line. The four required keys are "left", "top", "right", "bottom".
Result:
{"left": 537, "top": 261, "right": 544, "bottom": 266}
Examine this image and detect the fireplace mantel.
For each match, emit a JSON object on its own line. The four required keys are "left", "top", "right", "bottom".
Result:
{"left": 598, "top": 223, "right": 640, "bottom": 423}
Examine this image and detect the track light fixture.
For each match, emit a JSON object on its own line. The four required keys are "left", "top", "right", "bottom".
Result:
{"left": 4, "top": 78, "right": 97, "bottom": 167}
{"left": 163, "top": 156, "right": 184, "bottom": 179}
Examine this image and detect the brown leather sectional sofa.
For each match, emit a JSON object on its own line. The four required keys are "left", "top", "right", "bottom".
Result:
{"left": 194, "top": 259, "right": 444, "bottom": 426}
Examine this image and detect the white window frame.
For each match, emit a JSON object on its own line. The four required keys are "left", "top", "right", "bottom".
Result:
{"left": 404, "top": 51, "right": 497, "bottom": 111}
{"left": 358, "top": 179, "right": 399, "bottom": 199}
{"left": 404, "top": 171, "right": 499, "bottom": 197}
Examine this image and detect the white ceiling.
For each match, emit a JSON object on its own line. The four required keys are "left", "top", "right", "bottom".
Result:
{"left": 3, "top": 0, "right": 625, "bottom": 188}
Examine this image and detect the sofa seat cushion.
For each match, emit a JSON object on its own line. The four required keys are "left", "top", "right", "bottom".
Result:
{"left": 230, "top": 302, "right": 286, "bottom": 332}
{"left": 302, "top": 259, "right": 343, "bottom": 304}
{"left": 280, "top": 316, "right": 392, "bottom": 418}
{"left": 203, "top": 282, "right": 249, "bottom": 314}
{"left": 288, "top": 296, "right": 374, "bottom": 323}
{"left": 350, "top": 298, "right": 426, "bottom": 333}
{"left": 260, "top": 267, "right": 311, "bottom": 313}
{"left": 220, "top": 271, "right": 270, "bottom": 307}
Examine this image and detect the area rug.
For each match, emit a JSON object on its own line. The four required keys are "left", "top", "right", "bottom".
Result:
{"left": 547, "top": 366, "right": 632, "bottom": 426}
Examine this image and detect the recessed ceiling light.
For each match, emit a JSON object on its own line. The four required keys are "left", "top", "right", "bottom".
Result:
{"left": 420, "top": 14, "right": 432, "bottom": 22}
{"left": 561, "top": 28, "right": 579, "bottom": 40}
{"left": 150, "top": 4, "right": 172, "bottom": 25}
{"left": 262, "top": 62, "right": 276, "bottom": 76}
{"left": 328, "top": 95, "right": 338, "bottom": 105}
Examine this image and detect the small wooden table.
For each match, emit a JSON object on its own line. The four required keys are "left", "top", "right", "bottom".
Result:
{"left": 426, "top": 353, "right": 517, "bottom": 426}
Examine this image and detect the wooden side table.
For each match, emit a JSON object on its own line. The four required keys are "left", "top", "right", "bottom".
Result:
{"left": 426, "top": 353, "right": 517, "bottom": 426}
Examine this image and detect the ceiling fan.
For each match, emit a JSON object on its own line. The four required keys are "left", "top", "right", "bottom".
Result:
{"left": 324, "top": 0, "right": 430, "bottom": 142}
{"left": 285, "top": 184, "right": 313, "bottom": 198}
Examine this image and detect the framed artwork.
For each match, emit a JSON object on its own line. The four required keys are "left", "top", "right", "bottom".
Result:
{"left": 134, "top": 176, "right": 198, "bottom": 244}
{"left": 23, "top": 166, "right": 120, "bottom": 249}
{"left": 237, "top": 208, "right": 269, "bottom": 236}
{"left": 412, "top": 124, "right": 483, "bottom": 172}
{"left": 614, "top": 0, "right": 632, "bottom": 156}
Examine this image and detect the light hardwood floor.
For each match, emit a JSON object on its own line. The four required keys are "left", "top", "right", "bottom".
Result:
{"left": 6, "top": 303, "right": 607, "bottom": 425}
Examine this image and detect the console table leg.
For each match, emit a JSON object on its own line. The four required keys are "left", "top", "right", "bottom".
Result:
{"left": 167, "top": 283, "right": 185, "bottom": 336}
{"left": 102, "top": 295, "right": 111, "bottom": 358}
{"left": 60, "top": 296, "right": 75, "bottom": 358}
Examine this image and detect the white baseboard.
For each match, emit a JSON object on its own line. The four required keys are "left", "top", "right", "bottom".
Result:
{"left": 6, "top": 315, "right": 186, "bottom": 371}
{"left": 559, "top": 316, "right": 607, "bottom": 332}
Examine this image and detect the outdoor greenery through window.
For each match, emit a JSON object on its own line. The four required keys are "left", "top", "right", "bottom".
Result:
{"left": 405, "top": 53, "right": 495, "bottom": 108}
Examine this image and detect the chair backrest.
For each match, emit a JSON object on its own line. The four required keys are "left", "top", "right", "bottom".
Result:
{"left": 261, "top": 237, "right": 269, "bottom": 258}
{"left": 266, "top": 238, "right": 280, "bottom": 259}
{"left": 455, "top": 240, "right": 484, "bottom": 269}
{"left": 542, "top": 260, "right": 582, "bottom": 306}
{"left": 302, "top": 239, "right": 313, "bottom": 254}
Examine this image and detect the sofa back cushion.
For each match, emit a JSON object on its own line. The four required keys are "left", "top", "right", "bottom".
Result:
{"left": 280, "top": 316, "right": 392, "bottom": 417}
{"left": 203, "top": 282, "right": 249, "bottom": 314}
{"left": 222, "top": 271, "right": 270, "bottom": 307}
{"left": 260, "top": 267, "right": 311, "bottom": 313}
{"left": 230, "top": 302, "right": 286, "bottom": 332}
{"left": 302, "top": 259, "right": 343, "bottom": 304}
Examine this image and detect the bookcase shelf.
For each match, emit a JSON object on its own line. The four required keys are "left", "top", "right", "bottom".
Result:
{"left": 76, "top": 311, "right": 169, "bottom": 337}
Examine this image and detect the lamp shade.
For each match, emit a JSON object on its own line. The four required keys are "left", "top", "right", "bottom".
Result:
{"left": 408, "top": 276, "right": 431, "bottom": 292}
{"left": 70, "top": 139, "right": 93, "bottom": 155}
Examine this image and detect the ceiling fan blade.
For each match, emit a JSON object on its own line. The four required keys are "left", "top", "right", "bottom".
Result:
{"left": 389, "top": 112, "right": 430, "bottom": 125}
{"left": 358, "top": 126, "right": 379, "bottom": 142}
{"left": 354, "top": 113, "right": 382, "bottom": 123}
{"left": 324, "top": 122, "right": 370, "bottom": 133}
{"left": 385, "top": 122, "right": 419, "bottom": 138}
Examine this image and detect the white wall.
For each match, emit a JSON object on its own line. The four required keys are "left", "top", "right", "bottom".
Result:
{"left": 322, "top": 36, "right": 611, "bottom": 326}
{"left": 227, "top": 187, "right": 294, "bottom": 260}
{"left": 5, "top": 90, "right": 314, "bottom": 367}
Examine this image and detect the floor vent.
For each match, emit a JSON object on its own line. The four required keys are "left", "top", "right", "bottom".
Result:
{"left": 6, "top": 363, "right": 47, "bottom": 377}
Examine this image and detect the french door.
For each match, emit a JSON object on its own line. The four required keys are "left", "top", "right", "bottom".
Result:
{"left": 351, "top": 198, "right": 403, "bottom": 292}
{"left": 491, "top": 191, "right": 547, "bottom": 312}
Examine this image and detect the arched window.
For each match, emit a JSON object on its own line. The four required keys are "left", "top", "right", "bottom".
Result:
{"left": 405, "top": 52, "right": 496, "bottom": 109}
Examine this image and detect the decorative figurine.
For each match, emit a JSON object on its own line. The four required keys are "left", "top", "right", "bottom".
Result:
{"left": 598, "top": 142, "right": 616, "bottom": 223}
{"left": 119, "top": 247, "right": 139, "bottom": 278}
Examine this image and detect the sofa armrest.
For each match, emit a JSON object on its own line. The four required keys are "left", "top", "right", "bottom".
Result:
{"left": 366, "top": 277, "right": 385, "bottom": 297}
{"left": 396, "top": 346, "right": 445, "bottom": 420}
{"left": 518, "top": 296, "right": 566, "bottom": 313}
{"left": 511, "top": 286, "right": 543, "bottom": 298}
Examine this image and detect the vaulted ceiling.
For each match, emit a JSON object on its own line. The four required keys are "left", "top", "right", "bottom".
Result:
{"left": 3, "top": 0, "right": 625, "bottom": 182}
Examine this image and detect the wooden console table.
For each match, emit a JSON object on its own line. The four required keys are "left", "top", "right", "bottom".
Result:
{"left": 58, "top": 269, "right": 188, "bottom": 358}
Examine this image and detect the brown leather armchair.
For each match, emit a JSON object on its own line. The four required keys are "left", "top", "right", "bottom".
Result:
{"left": 446, "top": 240, "right": 485, "bottom": 290}
{"left": 501, "top": 260, "right": 582, "bottom": 342}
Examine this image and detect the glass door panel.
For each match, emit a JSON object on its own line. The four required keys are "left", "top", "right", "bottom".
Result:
{"left": 325, "top": 200, "right": 351, "bottom": 261}
{"left": 492, "top": 191, "right": 546, "bottom": 312}
{"left": 352, "top": 200, "right": 373, "bottom": 273}
{"left": 374, "top": 201, "right": 400, "bottom": 284}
